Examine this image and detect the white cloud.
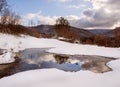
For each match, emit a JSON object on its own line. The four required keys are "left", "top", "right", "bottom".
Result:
{"left": 23, "top": 0, "right": 120, "bottom": 29}
{"left": 23, "top": 11, "right": 80, "bottom": 26}
{"left": 84, "top": 0, "right": 120, "bottom": 29}
{"left": 25, "top": 13, "right": 37, "bottom": 20}
{"left": 68, "top": 0, "right": 120, "bottom": 29}
{"left": 37, "top": 16, "right": 56, "bottom": 25}
{"left": 48, "top": 0, "right": 72, "bottom": 3}
{"left": 23, "top": 11, "right": 57, "bottom": 25}
{"left": 67, "top": 4, "right": 86, "bottom": 9}
{"left": 65, "top": 0, "right": 90, "bottom": 9}
{"left": 66, "top": 15, "right": 80, "bottom": 20}
{"left": 24, "top": 10, "right": 41, "bottom": 20}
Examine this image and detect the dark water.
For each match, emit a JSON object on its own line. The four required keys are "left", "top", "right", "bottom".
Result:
{"left": 0, "top": 48, "right": 81, "bottom": 78}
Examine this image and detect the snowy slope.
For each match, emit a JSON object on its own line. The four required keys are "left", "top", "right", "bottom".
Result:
{"left": 0, "top": 33, "right": 120, "bottom": 58}
{"left": 0, "top": 33, "right": 120, "bottom": 64}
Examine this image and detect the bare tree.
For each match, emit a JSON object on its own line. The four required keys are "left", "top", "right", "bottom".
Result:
{"left": 55, "top": 17, "right": 80, "bottom": 40}
{"left": 0, "top": 8, "right": 21, "bottom": 25}
{"left": 0, "top": 7, "right": 9, "bottom": 24}
{"left": 8, "top": 10, "right": 21, "bottom": 25}
{"left": 0, "top": 0, "right": 7, "bottom": 13}
{"left": 55, "top": 17, "right": 69, "bottom": 26}
{"left": 55, "top": 17, "right": 70, "bottom": 37}
{"left": 0, "top": 0, "right": 21, "bottom": 25}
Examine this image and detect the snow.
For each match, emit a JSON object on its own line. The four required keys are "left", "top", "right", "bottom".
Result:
{"left": 47, "top": 44, "right": 120, "bottom": 58}
{"left": 0, "top": 68, "right": 120, "bottom": 87}
{"left": 0, "top": 50, "right": 15, "bottom": 64}
{"left": 0, "top": 33, "right": 120, "bottom": 59}
{"left": 0, "top": 33, "right": 120, "bottom": 87}
{"left": 107, "top": 59, "right": 120, "bottom": 71}
{"left": 0, "top": 32, "right": 120, "bottom": 65}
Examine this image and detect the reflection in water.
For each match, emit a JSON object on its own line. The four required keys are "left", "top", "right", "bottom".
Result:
{"left": 0, "top": 48, "right": 81, "bottom": 78}
{"left": 20, "top": 48, "right": 81, "bottom": 71}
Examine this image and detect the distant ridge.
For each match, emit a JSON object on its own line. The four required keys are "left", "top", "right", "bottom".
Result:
{"left": 31, "top": 25, "right": 94, "bottom": 38}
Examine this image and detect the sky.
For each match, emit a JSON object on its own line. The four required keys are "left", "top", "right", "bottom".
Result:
{"left": 8, "top": 0, "right": 120, "bottom": 29}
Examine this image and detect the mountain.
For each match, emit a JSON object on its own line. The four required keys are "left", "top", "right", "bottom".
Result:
{"left": 31, "top": 25, "right": 94, "bottom": 38}
{"left": 89, "top": 29, "right": 114, "bottom": 37}
{"left": 31, "top": 25, "right": 55, "bottom": 35}
{"left": 31, "top": 25, "right": 118, "bottom": 37}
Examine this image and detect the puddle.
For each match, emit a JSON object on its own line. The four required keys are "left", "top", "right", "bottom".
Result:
{"left": 72, "top": 55, "right": 114, "bottom": 73}
{"left": 18, "top": 48, "right": 81, "bottom": 71}
{"left": 0, "top": 48, "right": 114, "bottom": 78}
{"left": 0, "top": 48, "right": 81, "bottom": 78}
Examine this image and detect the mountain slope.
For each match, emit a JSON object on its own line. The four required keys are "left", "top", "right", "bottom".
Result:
{"left": 31, "top": 25, "right": 94, "bottom": 38}
{"left": 89, "top": 29, "right": 114, "bottom": 37}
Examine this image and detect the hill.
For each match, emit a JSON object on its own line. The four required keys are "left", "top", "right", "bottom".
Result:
{"left": 0, "top": 24, "right": 120, "bottom": 47}
{"left": 31, "top": 25, "right": 93, "bottom": 39}
{"left": 31, "top": 25, "right": 120, "bottom": 47}
{"left": 89, "top": 29, "right": 114, "bottom": 37}
{"left": 0, "top": 24, "right": 41, "bottom": 38}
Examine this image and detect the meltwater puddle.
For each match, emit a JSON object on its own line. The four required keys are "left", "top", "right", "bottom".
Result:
{"left": 0, "top": 48, "right": 114, "bottom": 78}
{"left": 18, "top": 48, "right": 81, "bottom": 71}
{"left": 0, "top": 48, "right": 81, "bottom": 78}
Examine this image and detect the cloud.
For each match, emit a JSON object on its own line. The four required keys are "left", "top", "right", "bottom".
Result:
{"left": 89, "top": 0, "right": 120, "bottom": 28}
{"left": 67, "top": 0, "right": 120, "bottom": 29}
{"left": 23, "top": 0, "right": 120, "bottom": 29}
{"left": 65, "top": 0, "right": 90, "bottom": 9}
{"left": 23, "top": 11, "right": 80, "bottom": 26}
{"left": 67, "top": 4, "right": 86, "bottom": 9}
{"left": 25, "top": 13, "right": 37, "bottom": 20}
{"left": 70, "top": 0, "right": 120, "bottom": 29}
{"left": 24, "top": 11, "right": 41, "bottom": 20}
{"left": 37, "top": 16, "right": 56, "bottom": 25}
{"left": 23, "top": 11, "right": 57, "bottom": 25}
{"left": 48, "top": 0, "right": 72, "bottom": 3}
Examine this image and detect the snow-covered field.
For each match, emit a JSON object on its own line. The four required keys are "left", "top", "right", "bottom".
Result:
{"left": 0, "top": 66, "right": 120, "bottom": 87}
{"left": 0, "top": 33, "right": 120, "bottom": 87}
